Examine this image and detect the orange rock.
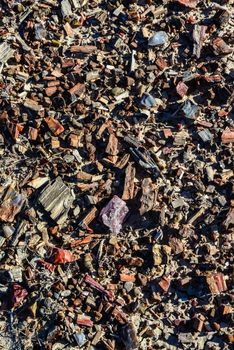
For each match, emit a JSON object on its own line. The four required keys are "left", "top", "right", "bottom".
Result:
{"left": 51, "top": 138, "right": 60, "bottom": 148}
{"left": 221, "top": 130, "right": 234, "bottom": 143}
{"left": 212, "top": 322, "right": 220, "bottom": 331}
{"left": 155, "top": 57, "right": 167, "bottom": 70}
{"left": 119, "top": 273, "right": 136, "bottom": 282}
{"left": 193, "top": 315, "right": 204, "bottom": 332}
{"left": 158, "top": 276, "right": 171, "bottom": 293}
{"left": 69, "top": 82, "right": 86, "bottom": 95}
{"left": 107, "top": 283, "right": 118, "bottom": 291}
{"left": 45, "top": 117, "right": 64, "bottom": 135}
{"left": 221, "top": 305, "right": 232, "bottom": 315}
{"left": 163, "top": 128, "right": 172, "bottom": 138}
{"left": 45, "top": 86, "right": 57, "bottom": 96}
{"left": 206, "top": 273, "right": 227, "bottom": 294}
{"left": 7, "top": 122, "right": 24, "bottom": 140}
{"left": 28, "top": 127, "right": 38, "bottom": 140}
{"left": 68, "top": 133, "right": 79, "bottom": 147}
{"left": 63, "top": 22, "right": 74, "bottom": 37}
{"left": 71, "top": 235, "right": 93, "bottom": 247}
{"left": 48, "top": 80, "right": 60, "bottom": 87}
{"left": 227, "top": 335, "right": 234, "bottom": 343}
{"left": 218, "top": 109, "right": 228, "bottom": 117}
{"left": 70, "top": 45, "right": 96, "bottom": 53}
{"left": 125, "top": 257, "right": 144, "bottom": 267}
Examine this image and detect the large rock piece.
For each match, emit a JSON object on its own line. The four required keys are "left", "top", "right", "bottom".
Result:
{"left": 38, "top": 177, "right": 73, "bottom": 225}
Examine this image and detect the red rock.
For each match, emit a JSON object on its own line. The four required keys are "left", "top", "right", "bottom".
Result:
{"left": 0, "top": 193, "right": 24, "bottom": 222}
{"left": 176, "top": 81, "right": 188, "bottom": 97}
{"left": 158, "top": 276, "right": 171, "bottom": 293}
{"left": 37, "top": 259, "right": 55, "bottom": 273}
{"left": 12, "top": 283, "right": 28, "bottom": 308}
{"left": 213, "top": 37, "right": 232, "bottom": 55}
{"left": 112, "top": 306, "right": 128, "bottom": 324}
{"left": 106, "top": 133, "right": 119, "bottom": 156}
{"left": 77, "top": 318, "right": 93, "bottom": 327}
{"left": 187, "top": 15, "right": 196, "bottom": 24}
{"left": 85, "top": 274, "right": 113, "bottom": 299}
{"left": 196, "top": 120, "right": 213, "bottom": 128}
{"left": 177, "top": 0, "right": 199, "bottom": 8}
{"left": 53, "top": 248, "right": 74, "bottom": 264}
{"left": 155, "top": 57, "right": 167, "bottom": 70}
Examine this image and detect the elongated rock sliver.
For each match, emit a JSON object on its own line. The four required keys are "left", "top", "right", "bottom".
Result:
{"left": 193, "top": 25, "right": 207, "bottom": 58}
{"left": 70, "top": 45, "right": 97, "bottom": 53}
{"left": 84, "top": 274, "right": 112, "bottom": 299}
{"left": 122, "top": 163, "right": 135, "bottom": 200}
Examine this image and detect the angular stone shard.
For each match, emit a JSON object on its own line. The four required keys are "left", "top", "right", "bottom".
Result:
{"left": 38, "top": 177, "right": 73, "bottom": 225}
{"left": 0, "top": 192, "right": 24, "bottom": 223}
{"left": 148, "top": 31, "right": 168, "bottom": 46}
{"left": 140, "top": 178, "right": 157, "bottom": 215}
{"left": 0, "top": 42, "right": 14, "bottom": 64}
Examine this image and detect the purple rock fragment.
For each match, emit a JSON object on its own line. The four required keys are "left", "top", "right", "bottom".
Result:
{"left": 100, "top": 195, "right": 129, "bottom": 234}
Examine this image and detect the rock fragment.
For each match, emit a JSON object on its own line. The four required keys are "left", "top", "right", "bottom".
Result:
{"left": 38, "top": 177, "right": 73, "bottom": 225}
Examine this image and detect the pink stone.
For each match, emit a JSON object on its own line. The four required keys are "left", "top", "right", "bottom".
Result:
{"left": 176, "top": 81, "right": 188, "bottom": 97}
{"left": 100, "top": 195, "right": 129, "bottom": 234}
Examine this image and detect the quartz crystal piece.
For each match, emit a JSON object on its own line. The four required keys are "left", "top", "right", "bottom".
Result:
{"left": 35, "top": 23, "right": 47, "bottom": 40}
{"left": 100, "top": 195, "right": 129, "bottom": 234}
{"left": 182, "top": 100, "right": 198, "bottom": 119}
{"left": 141, "top": 93, "right": 156, "bottom": 108}
{"left": 148, "top": 31, "right": 168, "bottom": 46}
{"left": 61, "top": 0, "right": 72, "bottom": 17}
{"left": 198, "top": 129, "right": 213, "bottom": 142}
